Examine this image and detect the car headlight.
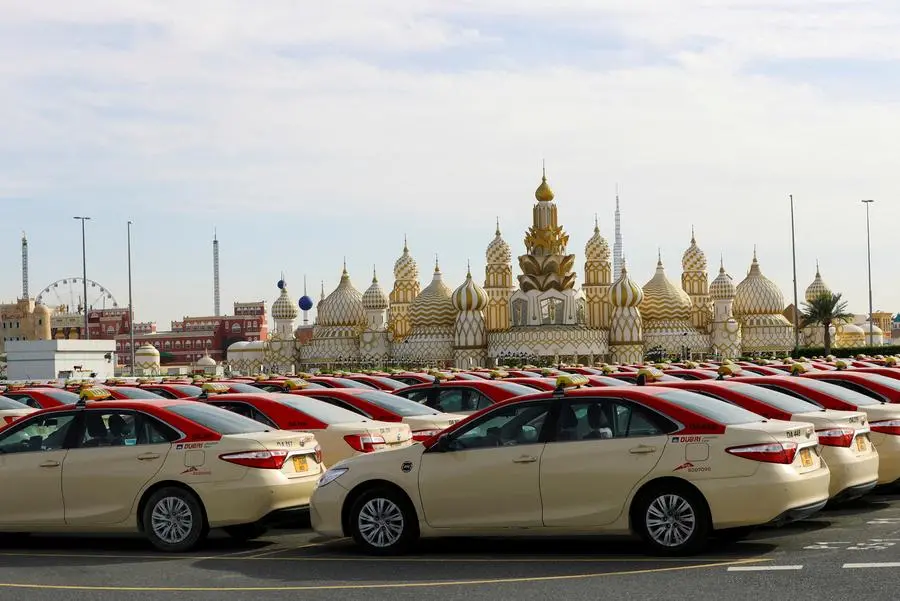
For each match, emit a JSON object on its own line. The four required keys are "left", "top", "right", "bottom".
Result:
{"left": 318, "top": 467, "right": 349, "bottom": 487}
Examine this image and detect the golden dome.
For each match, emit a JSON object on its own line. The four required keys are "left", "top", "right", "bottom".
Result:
{"left": 609, "top": 261, "right": 644, "bottom": 308}
{"left": 486, "top": 219, "right": 512, "bottom": 265}
{"left": 451, "top": 265, "right": 489, "bottom": 312}
{"left": 641, "top": 255, "right": 692, "bottom": 321}
{"left": 733, "top": 250, "right": 787, "bottom": 317}
{"left": 534, "top": 167, "right": 554, "bottom": 202}
{"left": 804, "top": 263, "right": 831, "bottom": 303}
{"left": 362, "top": 268, "right": 389, "bottom": 311}
{"left": 410, "top": 261, "right": 457, "bottom": 328}
{"left": 393, "top": 237, "right": 419, "bottom": 281}
{"left": 682, "top": 229, "right": 707, "bottom": 272}
{"left": 584, "top": 217, "right": 611, "bottom": 262}
{"left": 709, "top": 259, "right": 736, "bottom": 300}
{"left": 318, "top": 265, "right": 367, "bottom": 327}
{"left": 272, "top": 281, "right": 299, "bottom": 321}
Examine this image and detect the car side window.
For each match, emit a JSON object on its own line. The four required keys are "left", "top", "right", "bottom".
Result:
{"left": 556, "top": 399, "right": 674, "bottom": 442}
{"left": 397, "top": 389, "right": 430, "bottom": 403}
{"left": 465, "top": 390, "right": 494, "bottom": 411}
{"left": 823, "top": 380, "right": 885, "bottom": 402}
{"left": 146, "top": 388, "right": 177, "bottom": 400}
{"left": 0, "top": 413, "right": 77, "bottom": 454}
{"left": 434, "top": 388, "right": 465, "bottom": 413}
{"left": 212, "top": 402, "right": 277, "bottom": 428}
{"left": 310, "top": 396, "right": 371, "bottom": 418}
{"left": 140, "top": 415, "right": 181, "bottom": 444}
{"left": 5, "top": 394, "right": 41, "bottom": 409}
{"left": 447, "top": 401, "right": 551, "bottom": 450}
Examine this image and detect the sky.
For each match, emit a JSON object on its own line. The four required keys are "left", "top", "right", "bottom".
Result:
{"left": 1, "top": 0, "right": 898, "bottom": 327}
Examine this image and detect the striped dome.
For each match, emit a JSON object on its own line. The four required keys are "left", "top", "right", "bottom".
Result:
{"left": 272, "top": 283, "right": 298, "bottom": 321}
{"left": 609, "top": 262, "right": 644, "bottom": 308}
{"left": 319, "top": 266, "right": 367, "bottom": 327}
{"left": 362, "top": 269, "right": 389, "bottom": 311}
{"left": 682, "top": 231, "right": 707, "bottom": 272}
{"left": 393, "top": 239, "right": 419, "bottom": 281}
{"left": 410, "top": 263, "right": 457, "bottom": 328}
{"left": 709, "top": 261, "right": 736, "bottom": 300}
{"left": 805, "top": 265, "right": 831, "bottom": 303}
{"left": 486, "top": 221, "right": 512, "bottom": 265}
{"left": 641, "top": 257, "right": 692, "bottom": 321}
{"left": 451, "top": 267, "right": 489, "bottom": 312}
{"left": 734, "top": 251, "right": 786, "bottom": 317}
{"left": 584, "top": 218, "right": 611, "bottom": 262}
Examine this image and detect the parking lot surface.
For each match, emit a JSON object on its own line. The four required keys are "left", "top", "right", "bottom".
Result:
{"left": 3, "top": 493, "right": 900, "bottom": 601}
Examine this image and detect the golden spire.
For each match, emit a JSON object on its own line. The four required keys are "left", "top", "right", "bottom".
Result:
{"left": 495, "top": 217, "right": 501, "bottom": 236}
{"left": 434, "top": 253, "right": 440, "bottom": 273}
{"left": 372, "top": 264, "right": 378, "bottom": 283}
{"left": 403, "top": 234, "right": 408, "bottom": 253}
{"left": 691, "top": 225, "right": 696, "bottom": 244}
{"left": 594, "top": 213, "right": 599, "bottom": 234}
{"left": 534, "top": 161, "right": 555, "bottom": 202}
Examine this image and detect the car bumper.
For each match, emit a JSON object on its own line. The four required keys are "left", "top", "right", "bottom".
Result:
{"left": 869, "top": 433, "right": 900, "bottom": 485}
{"left": 697, "top": 464, "right": 831, "bottom": 530}
{"left": 193, "top": 474, "right": 320, "bottom": 528}
{"left": 310, "top": 481, "right": 350, "bottom": 538}
{"left": 821, "top": 446, "right": 880, "bottom": 499}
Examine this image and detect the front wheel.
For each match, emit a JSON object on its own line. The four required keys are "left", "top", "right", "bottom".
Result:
{"left": 348, "top": 487, "right": 418, "bottom": 555}
{"left": 142, "top": 487, "right": 207, "bottom": 552}
{"left": 633, "top": 484, "right": 711, "bottom": 556}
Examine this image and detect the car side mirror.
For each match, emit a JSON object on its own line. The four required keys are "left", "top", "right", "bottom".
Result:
{"left": 518, "top": 425, "right": 538, "bottom": 443}
{"left": 432, "top": 434, "right": 453, "bottom": 453}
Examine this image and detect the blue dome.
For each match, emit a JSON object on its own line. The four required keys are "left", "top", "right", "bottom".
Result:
{"left": 277, "top": 279, "right": 286, "bottom": 290}
{"left": 299, "top": 295, "right": 314, "bottom": 311}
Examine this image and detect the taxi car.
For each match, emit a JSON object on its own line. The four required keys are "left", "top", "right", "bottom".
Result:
{"left": 0, "top": 396, "right": 323, "bottom": 552}
{"left": 658, "top": 380, "right": 878, "bottom": 501}
{"left": 290, "top": 387, "right": 465, "bottom": 442}
{"left": 199, "top": 393, "right": 412, "bottom": 466}
{"left": 307, "top": 377, "right": 377, "bottom": 390}
{"left": 803, "top": 370, "right": 900, "bottom": 404}
{"left": 392, "top": 378, "right": 537, "bottom": 414}
{"left": 0, "top": 396, "right": 36, "bottom": 425}
{"left": 341, "top": 375, "right": 408, "bottom": 391}
{"left": 311, "top": 375, "right": 830, "bottom": 556}
{"left": 252, "top": 377, "right": 328, "bottom": 393}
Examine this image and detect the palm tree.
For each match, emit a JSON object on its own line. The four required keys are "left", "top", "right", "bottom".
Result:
{"left": 800, "top": 292, "right": 854, "bottom": 355}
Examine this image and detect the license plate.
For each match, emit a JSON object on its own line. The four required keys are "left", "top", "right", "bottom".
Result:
{"left": 292, "top": 455, "right": 308, "bottom": 472}
{"left": 800, "top": 448, "right": 813, "bottom": 467}
{"left": 856, "top": 435, "right": 867, "bottom": 451}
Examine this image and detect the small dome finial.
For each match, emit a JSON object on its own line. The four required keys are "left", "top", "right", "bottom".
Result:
{"left": 719, "top": 254, "right": 725, "bottom": 273}
{"left": 535, "top": 160, "right": 554, "bottom": 202}
{"left": 466, "top": 259, "right": 472, "bottom": 277}
{"left": 495, "top": 217, "right": 501, "bottom": 236}
{"left": 657, "top": 248, "right": 662, "bottom": 266}
{"left": 403, "top": 234, "right": 408, "bottom": 253}
{"left": 594, "top": 213, "right": 599, "bottom": 233}
{"left": 342, "top": 257, "right": 348, "bottom": 276}
{"left": 691, "top": 225, "right": 696, "bottom": 244}
{"left": 372, "top": 264, "right": 378, "bottom": 283}
{"left": 434, "top": 253, "right": 440, "bottom": 273}
{"left": 815, "top": 259, "right": 820, "bottom": 276}
{"left": 752, "top": 245, "right": 758, "bottom": 262}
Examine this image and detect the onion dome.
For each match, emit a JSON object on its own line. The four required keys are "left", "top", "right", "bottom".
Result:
{"left": 804, "top": 263, "right": 831, "bottom": 303}
{"left": 584, "top": 217, "right": 611, "bottom": 262}
{"left": 609, "top": 261, "right": 644, "bottom": 308}
{"left": 709, "top": 259, "right": 736, "bottom": 301}
{"left": 393, "top": 237, "right": 419, "bottom": 281}
{"left": 641, "top": 255, "right": 692, "bottom": 321}
{"left": 318, "top": 264, "right": 367, "bottom": 327}
{"left": 486, "top": 218, "right": 512, "bottom": 265}
{"left": 535, "top": 167, "right": 554, "bottom": 202}
{"left": 451, "top": 264, "right": 489, "bottom": 312}
{"left": 135, "top": 343, "right": 160, "bottom": 358}
{"left": 197, "top": 354, "right": 216, "bottom": 367}
{"left": 410, "top": 260, "right": 457, "bottom": 328}
{"left": 863, "top": 321, "right": 884, "bottom": 335}
{"left": 227, "top": 340, "right": 249, "bottom": 353}
{"left": 362, "top": 267, "right": 389, "bottom": 311}
{"left": 272, "top": 278, "right": 299, "bottom": 321}
{"left": 734, "top": 250, "right": 787, "bottom": 317}
{"left": 682, "top": 229, "right": 708, "bottom": 272}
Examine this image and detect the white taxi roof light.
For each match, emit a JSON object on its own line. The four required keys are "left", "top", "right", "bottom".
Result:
{"left": 555, "top": 374, "right": 589, "bottom": 389}
{"left": 80, "top": 387, "right": 112, "bottom": 402}
{"left": 790, "top": 362, "right": 809, "bottom": 375}
{"left": 885, "top": 357, "right": 898, "bottom": 367}
{"left": 717, "top": 364, "right": 743, "bottom": 377}
{"left": 201, "top": 382, "right": 230, "bottom": 395}
{"left": 834, "top": 359, "right": 850, "bottom": 370}
{"left": 637, "top": 367, "right": 663, "bottom": 380}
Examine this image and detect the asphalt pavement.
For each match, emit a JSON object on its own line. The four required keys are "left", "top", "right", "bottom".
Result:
{"left": 3, "top": 492, "right": 900, "bottom": 601}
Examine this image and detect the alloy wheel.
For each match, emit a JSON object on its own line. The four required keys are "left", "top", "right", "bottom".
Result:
{"left": 150, "top": 496, "right": 194, "bottom": 545}
{"left": 357, "top": 497, "right": 405, "bottom": 548}
{"left": 645, "top": 493, "right": 696, "bottom": 548}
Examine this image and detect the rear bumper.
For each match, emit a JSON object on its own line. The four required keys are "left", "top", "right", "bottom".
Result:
{"left": 260, "top": 504, "right": 310, "bottom": 527}
{"left": 822, "top": 447, "right": 879, "bottom": 498}
{"left": 829, "top": 480, "right": 878, "bottom": 504}
{"left": 869, "top": 432, "right": 900, "bottom": 484}
{"left": 194, "top": 474, "right": 319, "bottom": 528}
{"left": 766, "top": 499, "right": 828, "bottom": 526}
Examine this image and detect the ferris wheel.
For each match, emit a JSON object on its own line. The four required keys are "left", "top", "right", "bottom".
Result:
{"left": 36, "top": 277, "right": 119, "bottom": 313}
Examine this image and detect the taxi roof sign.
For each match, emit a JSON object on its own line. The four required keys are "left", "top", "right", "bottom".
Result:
{"left": 717, "top": 363, "right": 743, "bottom": 378}
{"left": 489, "top": 370, "right": 509, "bottom": 379}
{"left": 555, "top": 374, "right": 589, "bottom": 389}
{"left": 790, "top": 362, "right": 810, "bottom": 375}
{"left": 201, "top": 382, "right": 230, "bottom": 395}
{"left": 834, "top": 359, "right": 850, "bottom": 370}
{"left": 80, "top": 387, "right": 112, "bottom": 402}
{"left": 283, "top": 378, "right": 309, "bottom": 390}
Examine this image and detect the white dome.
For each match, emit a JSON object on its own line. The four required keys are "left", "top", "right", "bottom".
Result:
{"left": 682, "top": 232, "right": 707, "bottom": 272}
{"left": 135, "top": 343, "right": 160, "bottom": 357}
{"left": 319, "top": 266, "right": 367, "bottom": 328}
{"left": 196, "top": 355, "right": 216, "bottom": 367}
{"left": 486, "top": 221, "right": 512, "bottom": 265}
{"left": 734, "top": 251, "right": 786, "bottom": 316}
{"left": 272, "top": 282, "right": 299, "bottom": 321}
{"left": 362, "top": 269, "right": 389, "bottom": 311}
{"left": 584, "top": 219, "right": 611, "bottom": 262}
{"left": 609, "top": 262, "right": 643, "bottom": 308}
{"left": 227, "top": 341, "right": 249, "bottom": 352}
{"left": 410, "top": 263, "right": 457, "bottom": 328}
{"left": 641, "top": 256, "right": 692, "bottom": 321}
{"left": 709, "top": 261, "right": 736, "bottom": 300}
{"left": 393, "top": 239, "right": 419, "bottom": 281}
{"left": 451, "top": 267, "right": 489, "bottom": 312}
{"left": 805, "top": 266, "right": 831, "bottom": 303}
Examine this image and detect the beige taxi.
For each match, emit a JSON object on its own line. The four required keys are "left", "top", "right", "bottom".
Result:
{"left": 0, "top": 396, "right": 36, "bottom": 426}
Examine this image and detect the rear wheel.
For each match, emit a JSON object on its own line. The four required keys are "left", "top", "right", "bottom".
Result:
{"left": 633, "top": 484, "right": 711, "bottom": 556}
{"left": 142, "top": 487, "right": 207, "bottom": 552}
{"left": 224, "top": 523, "right": 269, "bottom": 542}
{"left": 348, "top": 487, "right": 418, "bottom": 555}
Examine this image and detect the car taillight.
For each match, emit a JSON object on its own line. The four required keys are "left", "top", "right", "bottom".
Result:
{"left": 343, "top": 434, "right": 386, "bottom": 453}
{"left": 870, "top": 420, "right": 900, "bottom": 435}
{"left": 816, "top": 427, "right": 854, "bottom": 447}
{"left": 412, "top": 429, "right": 442, "bottom": 442}
{"left": 726, "top": 442, "right": 798, "bottom": 464}
{"left": 314, "top": 444, "right": 323, "bottom": 464}
{"left": 219, "top": 450, "right": 289, "bottom": 469}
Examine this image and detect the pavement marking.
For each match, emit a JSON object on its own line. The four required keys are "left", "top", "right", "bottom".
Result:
{"left": 0, "top": 557, "right": 769, "bottom": 591}
{"left": 843, "top": 562, "right": 900, "bottom": 569}
{"left": 726, "top": 565, "right": 804, "bottom": 572}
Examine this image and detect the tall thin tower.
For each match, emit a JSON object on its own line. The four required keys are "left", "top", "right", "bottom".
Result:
{"left": 613, "top": 185, "right": 624, "bottom": 281}
{"left": 213, "top": 230, "right": 221, "bottom": 316}
{"left": 21, "top": 232, "right": 29, "bottom": 299}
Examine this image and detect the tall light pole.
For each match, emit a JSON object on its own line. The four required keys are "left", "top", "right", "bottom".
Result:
{"left": 862, "top": 200, "right": 875, "bottom": 344}
{"left": 127, "top": 221, "right": 135, "bottom": 375}
{"left": 789, "top": 194, "right": 800, "bottom": 354}
{"left": 73, "top": 216, "right": 91, "bottom": 340}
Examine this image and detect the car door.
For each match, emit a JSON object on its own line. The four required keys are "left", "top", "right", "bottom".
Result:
{"left": 61, "top": 409, "right": 177, "bottom": 525}
{"left": 418, "top": 400, "right": 551, "bottom": 529}
{"left": 0, "top": 411, "right": 77, "bottom": 526}
{"left": 540, "top": 398, "right": 674, "bottom": 527}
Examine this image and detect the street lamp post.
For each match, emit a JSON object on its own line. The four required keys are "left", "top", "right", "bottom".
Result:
{"left": 862, "top": 200, "right": 875, "bottom": 344}
{"left": 128, "top": 221, "right": 135, "bottom": 375}
{"left": 73, "top": 217, "right": 91, "bottom": 339}
{"left": 789, "top": 195, "right": 800, "bottom": 354}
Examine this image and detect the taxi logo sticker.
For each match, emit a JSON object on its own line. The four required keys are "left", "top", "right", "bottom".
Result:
{"left": 401, "top": 461, "right": 413, "bottom": 473}
{"left": 674, "top": 462, "right": 711, "bottom": 473}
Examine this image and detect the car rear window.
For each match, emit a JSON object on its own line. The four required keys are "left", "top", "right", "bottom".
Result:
{"left": 793, "top": 379, "right": 882, "bottom": 405}
{"left": 329, "top": 378, "right": 375, "bottom": 389}
{"left": 113, "top": 388, "right": 166, "bottom": 399}
{"left": 847, "top": 374, "right": 900, "bottom": 392}
{"left": 40, "top": 389, "right": 81, "bottom": 403}
{"left": 226, "top": 383, "right": 267, "bottom": 393}
{"left": 166, "top": 403, "right": 271, "bottom": 434}
{"left": 363, "top": 377, "right": 406, "bottom": 390}
{"left": 653, "top": 390, "right": 764, "bottom": 424}
{"left": 728, "top": 384, "right": 824, "bottom": 413}
{"left": 0, "top": 397, "right": 28, "bottom": 410}
{"left": 171, "top": 385, "right": 204, "bottom": 396}
{"left": 490, "top": 382, "right": 539, "bottom": 397}
{"left": 352, "top": 391, "right": 435, "bottom": 416}
{"left": 274, "top": 395, "right": 364, "bottom": 424}
{"left": 593, "top": 376, "right": 633, "bottom": 386}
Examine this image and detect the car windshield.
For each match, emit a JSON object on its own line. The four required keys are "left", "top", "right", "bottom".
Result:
{"left": 359, "top": 377, "right": 406, "bottom": 390}
{"left": 795, "top": 379, "right": 882, "bottom": 406}
{"left": 351, "top": 390, "right": 436, "bottom": 416}
{"left": 329, "top": 378, "right": 375, "bottom": 389}
{"left": 274, "top": 395, "right": 364, "bottom": 423}
{"left": 112, "top": 388, "right": 165, "bottom": 399}
{"left": 38, "top": 389, "right": 81, "bottom": 403}
{"left": 0, "top": 397, "right": 28, "bottom": 410}
{"left": 226, "top": 383, "right": 267, "bottom": 393}
{"left": 729, "top": 384, "right": 824, "bottom": 413}
{"left": 490, "top": 382, "right": 539, "bottom": 397}
{"left": 593, "top": 376, "right": 633, "bottom": 386}
{"left": 167, "top": 403, "right": 271, "bottom": 434}
{"left": 654, "top": 390, "right": 764, "bottom": 424}
{"left": 171, "top": 385, "right": 204, "bottom": 396}
{"left": 847, "top": 374, "right": 900, "bottom": 392}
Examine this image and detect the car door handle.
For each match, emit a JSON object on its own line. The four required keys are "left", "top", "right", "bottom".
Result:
{"left": 512, "top": 456, "right": 538, "bottom": 463}
{"left": 39, "top": 460, "right": 60, "bottom": 468}
{"left": 629, "top": 446, "right": 657, "bottom": 454}
{"left": 137, "top": 453, "right": 161, "bottom": 461}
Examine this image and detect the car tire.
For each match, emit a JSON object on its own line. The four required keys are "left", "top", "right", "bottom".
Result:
{"left": 142, "top": 487, "right": 208, "bottom": 553}
{"left": 633, "top": 483, "right": 711, "bottom": 556}
{"left": 223, "top": 523, "right": 269, "bottom": 542}
{"left": 348, "top": 487, "right": 418, "bottom": 555}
